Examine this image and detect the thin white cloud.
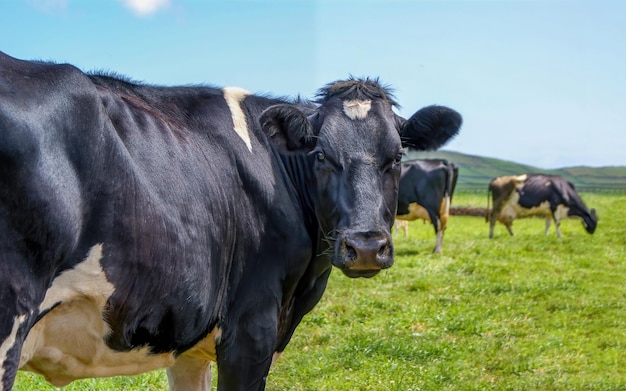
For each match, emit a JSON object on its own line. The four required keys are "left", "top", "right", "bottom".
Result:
{"left": 26, "top": 0, "right": 69, "bottom": 13}
{"left": 119, "top": 0, "right": 170, "bottom": 17}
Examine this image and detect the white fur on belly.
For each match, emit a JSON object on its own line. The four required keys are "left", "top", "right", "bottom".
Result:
{"left": 20, "top": 244, "right": 174, "bottom": 386}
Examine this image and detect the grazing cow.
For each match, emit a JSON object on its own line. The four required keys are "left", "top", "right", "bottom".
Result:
{"left": 0, "top": 51, "right": 462, "bottom": 390}
{"left": 487, "top": 174, "right": 598, "bottom": 238}
{"left": 394, "top": 159, "right": 459, "bottom": 253}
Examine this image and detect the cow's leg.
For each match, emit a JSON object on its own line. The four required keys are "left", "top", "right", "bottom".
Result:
{"left": 432, "top": 216, "right": 443, "bottom": 253}
{"left": 0, "top": 269, "right": 44, "bottom": 391}
{"left": 216, "top": 307, "right": 276, "bottom": 391}
{"left": 167, "top": 355, "right": 212, "bottom": 391}
{"left": 0, "top": 313, "right": 28, "bottom": 391}
{"left": 488, "top": 213, "right": 497, "bottom": 238}
{"left": 554, "top": 218, "right": 563, "bottom": 238}
{"left": 544, "top": 217, "right": 551, "bottom": 235}
{"left": 434, "top": 205, "right": 450, "bottom": 254}
{"left": 0, "top": 246, "right": 50, "bottom": 389}
{"left": 505, "top": 222, "right": 514, "bottom": 236}
{"left": 393, "top": 219, "right": 408, "bottom": 238}
{"left": 216, "top": 341, "right": 273, "bottom": 391}
{"left": 433, "top": 229, "right": 444, "bottom": 253}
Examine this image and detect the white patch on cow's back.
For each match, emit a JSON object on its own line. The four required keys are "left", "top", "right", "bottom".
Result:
{"left": 223, "top": 86, "right": 252, "bottom": 152}
{"left": 20, "top": 244, "right": 175, "bottom": 386}
{"left": 343, "top": 99, "right": 372, "bottom": 120}
{"left": 0, "top": 314, "right": 27, "bottom": 384}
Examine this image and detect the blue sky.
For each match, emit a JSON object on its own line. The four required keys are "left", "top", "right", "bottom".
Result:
{"left": 2, "top": 0, "right": 624, "bottom": 168}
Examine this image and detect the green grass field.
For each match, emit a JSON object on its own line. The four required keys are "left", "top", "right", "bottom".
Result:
{"left": 15, "top": 192, "right": 626, "bottom": 390}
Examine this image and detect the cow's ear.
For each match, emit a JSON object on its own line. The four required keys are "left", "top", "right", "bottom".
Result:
{"left": 259, "top": 104, "right": 316, "bottom": 152}
{"left": 398, "top": 105, "right": 462, "bottom": 151}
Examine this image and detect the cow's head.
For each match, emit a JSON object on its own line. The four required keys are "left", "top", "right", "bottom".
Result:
{"left": 582, "top": 208, "right": 598, "bottom": 234}
{"left": 260, "top": 78, "right": 461, "bottom": 277}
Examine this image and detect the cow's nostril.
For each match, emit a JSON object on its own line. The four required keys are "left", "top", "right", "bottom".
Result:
{"left": 345, "top": 244, "right": 357, "bottom": 263}
{"left": 378, "top": 242, "right": 391, "bottom": 258}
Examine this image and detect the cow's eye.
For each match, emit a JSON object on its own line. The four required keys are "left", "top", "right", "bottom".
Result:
{"left": 394, "top": 151, "right": 404, "bottom": 164}
{"left": 316, "top": 151, "right": 326, "bottom": 162}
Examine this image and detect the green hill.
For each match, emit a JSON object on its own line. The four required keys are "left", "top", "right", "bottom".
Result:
{"left": 406, "top": 150, "right": 626, "bottom": 192}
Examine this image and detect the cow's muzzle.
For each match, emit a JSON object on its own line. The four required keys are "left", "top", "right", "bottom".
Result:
{"left": 333, "top": 230, "right": 394, "bottom": 278}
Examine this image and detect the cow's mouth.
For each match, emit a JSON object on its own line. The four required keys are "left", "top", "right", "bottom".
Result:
{"left": 340, "top": 269, "right": 381, "bottom": 278}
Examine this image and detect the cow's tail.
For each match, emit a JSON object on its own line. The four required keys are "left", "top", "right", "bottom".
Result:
{"left": 485, "top": 186, "right": 492, "bottom": 222}
{"left": 447, "top": 163, "right": 459, "bottom": 204}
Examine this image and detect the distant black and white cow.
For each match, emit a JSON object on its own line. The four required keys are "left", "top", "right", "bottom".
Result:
{"left": 395, "top": 159, "right": 458, "bottom": 253}
{"left": 0, "top": 51, "right": 461, "bottom": 390}
{"left": 487, "top": 174, "right": 598, "bottom": 238}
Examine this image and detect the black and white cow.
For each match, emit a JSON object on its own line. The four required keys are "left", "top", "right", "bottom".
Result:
{"left": 487, "top": 174, "right": 598, "bottom": 238}
{"left": 394, "top": 159, "right": 458, "bottom": 253}
{"left": 0, "top": 51, "right": 461, "bottom": 390}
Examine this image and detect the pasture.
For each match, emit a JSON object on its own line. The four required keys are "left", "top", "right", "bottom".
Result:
{"left": 15, "top": 192, "right": 626, "bottom": 390}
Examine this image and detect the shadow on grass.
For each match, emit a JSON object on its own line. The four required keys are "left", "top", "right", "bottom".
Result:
{"left": 395, "top": 247, "right": 422, "bottom": 257}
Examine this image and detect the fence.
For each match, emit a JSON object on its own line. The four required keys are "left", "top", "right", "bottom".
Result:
{"left": 455, "top": 184, "right": 626, "bottom": 194}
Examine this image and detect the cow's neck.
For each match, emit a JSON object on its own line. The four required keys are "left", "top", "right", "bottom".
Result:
{"left": 273, "top": 152, "right": 334, "bottom": 354}
{"left": 278, "top": 153, "right": 318, "bottom": 238}
{"left": 569, "top": 204, "right": 592, "bottom": 223}
{"left": 278, "top": 150, "right": 333, "bottom": 265}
